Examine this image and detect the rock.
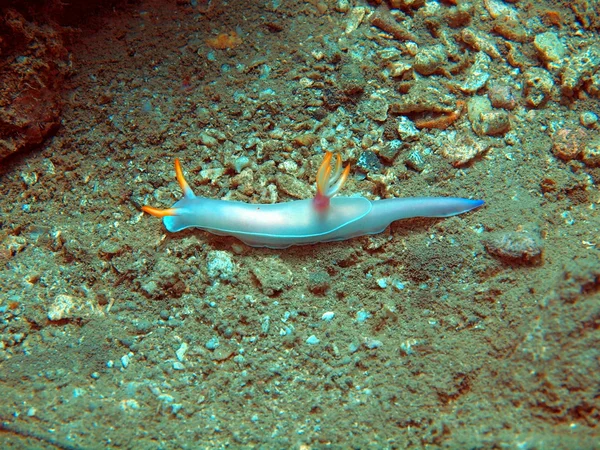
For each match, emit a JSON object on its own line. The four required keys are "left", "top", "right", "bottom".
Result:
{"left": 479, "top": 110, "right": 510, "bottom": 136}
{"left": 206, "top": 250, "right": 237, "bottom": 281}
{"left": 457, "top": 52, "right": 491, "bottom": 94}
{"left": 251, "top": 257, "right": 293, "bottom": 295}
{"left": 358, "top": 92, "right": 389, "bottom": 122}
{"left": 533, "top": 32, "right": 565, "bottom": 67}
{"left": 582, "top": 137, "right": 600, "bottom": 167}
{"left": 580, "top": 111, "right": 598, "bottom": 128}
{"left": 0, "top": 10, "right": 69, "bottom": 161}
{"left": 396, "top": 117, "right": 420, "bottom": 141}
{"left": 413, "top": 44, "right": 447, "bottom": 76}
{"left": 552, "top": 127, "right": 588, "bottom": 161}
{"left": 441, "top": 139, "right": 487, "bottom": 167}
{"left": 561, "top": 44, "right": 600, "bottom": 97}
{"left": 485, "top": 231, "right": 544, "bottom": 265}
{"left": 356, "top": 151, "right": 382, "bottom": 172}
{"left": 47, "top": 294, "right": 97, "bottom": 321}
{"left": 487, "top": 82, "right": 517, "bottom": 110}
{"left": 523, "top": 68, "right": 555, "bottom": 107}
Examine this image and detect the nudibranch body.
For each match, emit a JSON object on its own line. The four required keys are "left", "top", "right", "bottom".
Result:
{"left": 142, "top": 153, "right": 484, "bottom": 249}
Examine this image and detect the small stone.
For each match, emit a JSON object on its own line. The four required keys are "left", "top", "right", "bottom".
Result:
{"left": 199, "top": 167, "right": 226, "bottom": 183}
{"left": 47, "top": 294, "right": 76, "bottom": 321}
{"left": 441, "top": 138, "right": 487, "bottom": 167}
{"left": 524, "top": 67, "right": 555, "bottom": 107}
{"left": 363, "top": 338, "right": 383, "bottom": 349}
{"left": 396, "top": 117, "right": 420, "bottom": 142}
{"left": 198, "top": 132, "right": 218, "bottom": 147}
{"left": 359, "top": 92, "right": 389, "bottom": 122}
{"left": 47, "top": 294, "right": 96, "bottom": 321}
{"left": 480, "top": 110, "right": 510, "bottom": 136}
{"left": 582, "top": 138, "right": 600, "bottom": 167}
{"left": 458, "top": 52, "right": 491, "bottom": 94}
{"left": 173, "top": 362, "right": 185, "bottom": 370}
{"left": 487, "top": 83, "right": 517, "bottom": 110}
{"left": 380, "top": 140, "right": 403, "bottom": 162}
{"left": 533, "top": 32, "right": 565, "bottom": 65}
{"left": 561, "top": 44, "right": 600, "bottom": 96}
{"left": 580, "top": 111, "right": 598, "bottom": 129}
{"left": 321, "top": 311, "right": 335, "bottom": 321}
{"left": 175, "top": 342, "right": 188, "bottom": 362}
{"left": 388, "top": 61, "right": 412, "bottom": 78}
{"left": 492, "top": 18, "right": 528, "bottom": 43}
{"left": 413, "top": 44, "right": 447, "bottom": 76}
{"left": 205, "top": 336, "right": 220, "bottom": 350}
{"left": 306, "top": 335, "right": 320, "bottom": 345}
{"left": 484, "top": 231, "right": 543, "bottom": 265}
{"left": 467, "top": 96, "right": 492, "bottom": 136}
{"left": 356, "top": 151, "right": 382, "bottom": 173}
{"left": 404, "top": 149, "right": 425, "bottom": 172}
{"left": 376, "top": 278, "right": 388, "bottom": 288}
{"left": 206, "top": 250, "right": 236, "bottom": 281}
{"left": 308, "top": 270, "right": 331, "bottom": 294}
{"left": 552, "top": 127, "right": 588, "bottom": 161}
{"left": 234, "top": 156, "right": 251, "bottom": 173}
{"left": 335, "top": 0, "right": 350, "bottom": 13}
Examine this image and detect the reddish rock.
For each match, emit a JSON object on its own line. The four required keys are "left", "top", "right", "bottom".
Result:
{"left": 0, "top": 9, "right": 70, "bottom": 160}
{"left": 552, "top": 127, "right": 589, "bottom": 161}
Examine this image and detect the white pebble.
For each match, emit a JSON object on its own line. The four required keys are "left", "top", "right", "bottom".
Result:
{"left": 175, "top": 342, "right": 188, "bottom": 362}
{"left": 306, "top": 335, "right": 320, "bottom": 345}
{"left": 321, "top": 311, "right": 335, "bottom": 321}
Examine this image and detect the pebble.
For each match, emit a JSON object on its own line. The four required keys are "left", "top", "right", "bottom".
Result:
{"left": 175, "top": 342, "right": 188, "bottom": 362}
{"left": 121, "top": 353, "right": 131, "bottom": 369}
{"left": 359, "top": 93, "right": 389, "bottom": 122}
{"left": 380, "top": 140, "right": 402, "bottom": 163}
{"left": 484, "top": 231, "right": 544, "bottom": 265}
{"left": 580, "top": 111, "right": 598, "bottom": 128}
{"left": 206, "top": 250, "right": 236, "bottom": 281}
{"left": 356, "top": 311, "right": 371, "bottom": 323}
{"left": 396, "top": 117, "right": 420, "bottom": 142}
{"left": 523, "top": 67, "right": 554, "bottom": 107}
{"left": 487, "top": 82, "right": 517, "bottom": 110}
{"left": 356, "top": 151, "right": 381, "bottom": 173}
{"left": 561, "top": 44, "right": 600, "bottom": 96}
{"left": 205, "top": 336, "right": 220, "bottom": 350}
{"left": 479, "top": 110, "right": 510, "bottom": 136}
{"left": 552, "top": 127, "right": 588, "bottom": 161}
{"left": 321, "top": 311, "right": 335, "bottom": 321}
{"left": 582, "top": 138, "right": 600, "bottom": 167}
{"left": 458, "top": 52, "right": 491, "bottom": 94}
{"left": 306, "top": 335, "right": 320, "bottom": 345}
{"left": 363, "top": 338, "right": 383, "bottom": 349}
{"left": 533, "top": 32, "right": 565, "bottom": 66}
{"left": 413, "top": 44, "right": 446, "bottom": 76}
{"left": 468, "top": 96, "right": 508, "bottom": 137}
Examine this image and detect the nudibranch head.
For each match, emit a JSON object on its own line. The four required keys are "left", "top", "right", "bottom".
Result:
{"left": 141, "top": 158, "right": 195, "bottom": 219}
{"left": 314, "top": 152, "right": 350, "bottom": 211}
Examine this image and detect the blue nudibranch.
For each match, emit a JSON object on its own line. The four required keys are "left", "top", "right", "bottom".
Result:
{"left": 142, "top": 152, "right": 484, "bottom": 248}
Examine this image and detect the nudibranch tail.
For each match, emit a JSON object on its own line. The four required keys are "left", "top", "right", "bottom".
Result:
{"left": 315, "top": 152, "right": 350, "bottom": 201}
